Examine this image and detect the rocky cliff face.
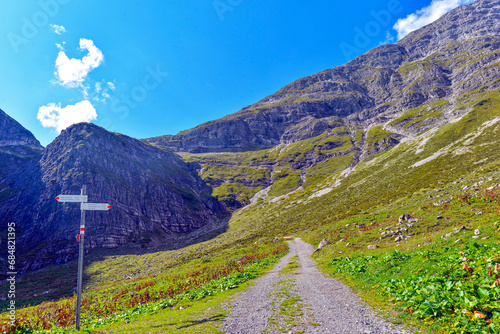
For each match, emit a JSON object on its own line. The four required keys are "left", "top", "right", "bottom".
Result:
{"left": 0, "top": 109, "right": 43, "bottom": 178}
{"left": 0, "top": 108, "right": 43, "bottom": 227}
{"left": 0, "top": 122, "right": 227, "bottom": 272}
{"left": 146, "top": 0, "right": 500, "bottom": 153}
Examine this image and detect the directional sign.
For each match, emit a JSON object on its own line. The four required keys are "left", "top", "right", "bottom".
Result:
{"left": 80, "top": 202, "right": 111, "bottom": 211}
{"left": 56, "top": 185, "right": 110, "bottom": 330}
{"left": 56, "top": 195, "right": 88, "bottom": 203}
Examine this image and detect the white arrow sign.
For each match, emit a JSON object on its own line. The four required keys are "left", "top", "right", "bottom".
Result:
{"left": 80, "top": 203, "right": 111, "bottom": 211}
{"left": 56, "top": 195, "right": 88, "bottom": 203}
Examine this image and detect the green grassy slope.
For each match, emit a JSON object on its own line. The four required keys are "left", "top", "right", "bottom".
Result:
{"left": 0, "top": 238, "right": 288, "bottom": 333}
{"left": 181, "top": 125, "right": 366, "bottom": 208}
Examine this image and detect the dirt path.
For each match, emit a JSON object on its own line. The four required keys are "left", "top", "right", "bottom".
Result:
{"left": 223, "top": 238, "right": 412, "bottom": 334}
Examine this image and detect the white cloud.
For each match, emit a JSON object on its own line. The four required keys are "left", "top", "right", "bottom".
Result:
{"left": 55, "top": 41, "right": 66, "bottom": 51}
{"left": 54, "top": 38, "right": 104, "bottom": 88}
{"left": 50, "top": 24, "right": 66, "bottom": 35}
{"left": 82, "top": 84, "right": 90, "bottom": 99}
{"left": 84, "top": 80, "right": 114, "bottom": 103}
{"left": 37, "top": 100, "right": 97, "bottom": 133}
{"left": 107, "top": 82, "right": 116, "bottom": 91}
{"left": 393, "top": 0, "right": 474, "bottom": 40}
{"left": 379, "top": 31, "right": 395, "bottom": 46}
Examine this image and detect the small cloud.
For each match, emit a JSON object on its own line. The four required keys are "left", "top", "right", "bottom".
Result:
{"left": 50, "top": 24, "right": 66, "bottom": 35}
{"left": 37, "top": 100, "right": 97, "bottom": 133}
{"left": 87, "top": 80, "right": 114, "bottom": 103}
{"left": 54, "top": 38, "right": 104, "bottom": 88}
{"left": 82, "top": 84, "right": 90, "bottom": 100}
{"left": 107, "top": 82, "right": 116, "bottom": 91}
{"left": 379, "top": 31, "right": 395, "bottom": 46}
{"left": 55, "top": 41, "right": 66, "bottom": 51}
{"left": 393, "top": 0, "right": 474, "bottom": 40}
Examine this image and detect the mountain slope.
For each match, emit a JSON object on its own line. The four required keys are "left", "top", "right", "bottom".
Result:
{"left": 0, "top": 123, "right": 227, "bottom": 272}
{"left": 0, "top": 108, "right": 43, "bottom": 178}
{"left": 146, "top": 0, "right": 500, "bottom": 155}
{"left": 0, "top": 109, "right": 43, "bottom": 225}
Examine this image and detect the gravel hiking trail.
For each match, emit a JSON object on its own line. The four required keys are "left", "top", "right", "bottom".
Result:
{"left": 223, "top": 238, "right": 412, "bottom": 334}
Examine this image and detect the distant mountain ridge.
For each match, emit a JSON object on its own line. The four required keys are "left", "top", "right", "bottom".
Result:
{"left": 0, "top": 109, "right": 42, "bottom": 150}
{"left": 146, "top": 0, "right": 500, "bottom": 153}
{"left": 146, "top": 0, "right": 500, "bottom": 210}
{"left": 0, "top": 108, "right": 43, "bottom": 178}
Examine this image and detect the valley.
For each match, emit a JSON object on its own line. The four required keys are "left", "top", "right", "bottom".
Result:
{"left": 1, "top": 0, "right": 500, "bottom": 332}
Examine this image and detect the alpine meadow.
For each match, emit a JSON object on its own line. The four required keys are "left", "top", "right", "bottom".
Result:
{"left": 2, "top": 0, "right": 500, "bottom": 333}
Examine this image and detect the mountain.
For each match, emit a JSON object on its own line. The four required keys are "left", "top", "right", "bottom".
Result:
{"left": 0, "top": 109, "right": 43, "bottom": 214}
{"left": 146, "top": 0, "right": 500, "bottom": 209}
{"left": 0, "top": 122, "right": 227, "bottom": 272}
{"left": 146, "top": 0, "right": 500, "bottom": 154}
{"left": 0, "top": 108, "right": 43, "bottom": 178}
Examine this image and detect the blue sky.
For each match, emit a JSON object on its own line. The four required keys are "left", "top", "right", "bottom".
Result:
{"left": 1, "top": 0, "right": 473, "bottom": 146}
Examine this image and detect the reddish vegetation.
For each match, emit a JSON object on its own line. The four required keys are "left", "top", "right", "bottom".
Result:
{"left": 0, "top": 243, "right": 287, "bottom": 333}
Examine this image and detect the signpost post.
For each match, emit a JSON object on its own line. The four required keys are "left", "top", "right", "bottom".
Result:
{"left": 55, "top": 185, "right": 110, "bottom": 330}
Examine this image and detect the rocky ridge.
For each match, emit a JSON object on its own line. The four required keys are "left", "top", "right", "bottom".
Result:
{"left": 146, "top": 0, "right": 500, "bottom": 155}
{"left": 0, "top": 108, "right": 43, "bottom": 178}
{"left": 0, "top": 122, "right": 227, "bottom": 272}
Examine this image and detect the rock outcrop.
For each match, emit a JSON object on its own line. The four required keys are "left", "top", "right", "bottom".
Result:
{"left": 0, "top": 122, "right": 227, "bottom": 272}
{"left": 0, "top": 108, "right": 43, "bottom": 178}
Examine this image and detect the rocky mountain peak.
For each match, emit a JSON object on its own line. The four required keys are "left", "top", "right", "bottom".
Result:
{"left": 0, "top": 109, "right": 43, "bottom": 180}
{"left": 1, "top": 122, "right": 227, "bottom": 272}
{"left": 398, "top": 0, "right": 500, "bottom": 59}
{"left": 0, "top": 108, "right": 43, "bottom": 151}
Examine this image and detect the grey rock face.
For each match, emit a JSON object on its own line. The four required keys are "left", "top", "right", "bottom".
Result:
{"left": 146, "top": 0, "right": 500, "bottom": 153}
{"left": 398, "top": 0, "right": 500, "bottom": 60}
{"left": 0, "top": 109, "right": 43, "bottom": 150}
{"left": 313, "top": 239, "right": 330, "bottom": 252}
{"left": 0, "top": 123, "right": 227, "bottom": 272}
{"left": 0, "top": 109, "right": 43, "bottom": 178}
